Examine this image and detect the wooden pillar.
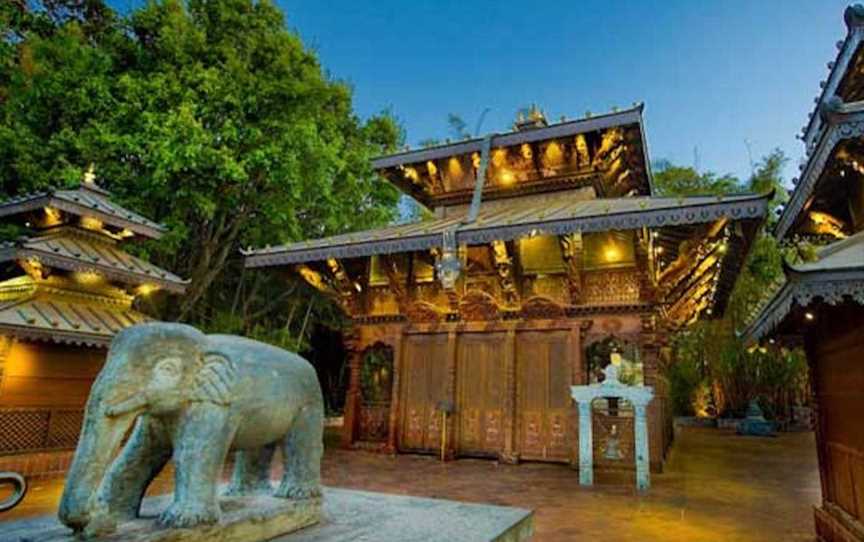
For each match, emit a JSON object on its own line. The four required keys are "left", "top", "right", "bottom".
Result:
{"left": 444, "top": 329, "right": 458, "bottom": 460}
{"left": 501, "top": 325, "right": 518, "bottom": 464}
{"left": 385, "top": 330, "right": 405, "bottom": 454}
{"left": 0, "top": 336, "right": 14, "bottom": 403}
{"left": 804, "top": 335, "right": 831, "bottom": 505}
{"left": 341, "top": 330, "right": 362, "bottom": 448}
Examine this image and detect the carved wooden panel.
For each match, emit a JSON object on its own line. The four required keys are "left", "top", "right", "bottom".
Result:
{"left": 456, "top": 333, "right": 505, "bottom": 456}
{"left": 459, "top": 290, "right": 501, "bottom": 321}
{"left": 582, "top": 269, "right": 640, "bottom": 305}
{"left": 398, "top": 334, "right": 449, "bottom": 453}
{"left": 358, "top": 403, "right": 390, "bottom": 443}
{"left": 515, "top": 331, "right": 572, "bottom": 462}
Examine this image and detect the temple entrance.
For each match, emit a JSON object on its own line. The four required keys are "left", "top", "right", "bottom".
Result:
{"left": 398, "top": 333, "right": 448, "bottom": 453}
{"left": 515, "top": 330, "right": 572, "bottom": 462}
{"left": 358, "top": 343, "right": 394, "bottom": 444}
{"left": 455, "top": 333, "right": 505, "bottom": 457}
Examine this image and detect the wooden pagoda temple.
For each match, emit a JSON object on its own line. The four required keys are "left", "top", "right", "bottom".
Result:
{"left": 746, "top": 6, "right": 864, "bottom": 541}
{"left": 246, "top": 104, "right": 770, "bottom": 476}
{"left": 0, "top": 170, "right": 186, "bottom": 457}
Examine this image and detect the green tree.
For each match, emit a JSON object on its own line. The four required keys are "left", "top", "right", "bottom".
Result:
{"left": 660, "top": 150, "right": 809, "bottom": 419}
{"left": 0, "top": 0, "right": 402, "bottom": 337}
{"left": 652, "top": 159, "right": 741, "bottom": 197}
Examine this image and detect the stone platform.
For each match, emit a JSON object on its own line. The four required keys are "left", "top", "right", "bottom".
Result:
{"left": 1, "top": 488, "right": 533, "bottom": 542}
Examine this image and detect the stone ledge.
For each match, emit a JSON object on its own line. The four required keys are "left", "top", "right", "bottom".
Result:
{"left": 1, "top": 488, "right": 533, "bottom": 542}
{"left": 1, "top": 493, "right": 320, "bottom": 542}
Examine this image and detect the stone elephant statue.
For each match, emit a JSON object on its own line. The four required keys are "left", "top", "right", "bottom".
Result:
{"left": 58, "top": 322, "right": 324, "bottom": 537}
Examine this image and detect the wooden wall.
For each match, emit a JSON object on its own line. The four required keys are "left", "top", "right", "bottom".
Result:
{"left": 808, "top": 304, "right": 864, "bottom": 542}
{"left": 0, "top": 340, "right": 105, "bottom": 409}
{"left": 347, "top": 312, "right": 673, "bottom": 475}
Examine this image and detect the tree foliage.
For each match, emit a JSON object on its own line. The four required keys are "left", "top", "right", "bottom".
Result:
{"left": 656, "top": 150, "right": 809, "bottom": 419}
{"left": 0, "top": 0, "right": 402, "bottom": 351}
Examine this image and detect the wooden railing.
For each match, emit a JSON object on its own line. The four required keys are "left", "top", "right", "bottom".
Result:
{"left": 0, "top": 408, "right": 84, "bottom": 455}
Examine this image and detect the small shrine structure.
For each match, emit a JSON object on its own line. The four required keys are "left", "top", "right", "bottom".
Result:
{"left": 745, "top": 6, "right": 864, "bottom": 542}
{"left": 246, "top": 104, "right": 769, "bottom": 479}
{"left": 0, "top": 169, "right": 186, "bottom": 457}
{"left": 570, "top": 363, "right": 653, "bottom": 490}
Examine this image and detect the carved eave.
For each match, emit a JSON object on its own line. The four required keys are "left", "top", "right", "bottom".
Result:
{"left": 246, "top": 193, "right": 770, "bottom": 268}
{"left": 0, "top": 229, "right": 188, "bottom": 294}
{"left": 294, "top": 260, "right": 359, "bottom": 314}
{"left": 0, "top": 183, "right": 165, "bottom": 239}
{"left": 654, "top": 216, "right": 758, "bottom": 328}
{"left": 743, "top": 230, "right": 864, "bottom": 343}
{"left": 778, "top": 100, "right": 864, "bottom": 240}
{"left": 373, "top": 105, "right": 652, "bottom": 208}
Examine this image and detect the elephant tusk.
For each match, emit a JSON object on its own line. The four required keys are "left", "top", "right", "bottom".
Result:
{"left": 105, "top": 394, "right": 149, "bottom": 417}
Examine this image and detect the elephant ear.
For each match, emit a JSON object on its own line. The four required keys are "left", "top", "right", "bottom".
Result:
{"left": 190, "top": 352, "right": 237, "bottom": 406}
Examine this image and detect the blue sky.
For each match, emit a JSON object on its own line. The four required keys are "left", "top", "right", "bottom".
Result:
{"left": 113, "top": 1, "right": 852, "bottom": 183}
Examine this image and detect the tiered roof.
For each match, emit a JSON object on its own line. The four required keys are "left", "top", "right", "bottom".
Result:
{"left": 246, "top": 103, "right": 769, "bottom": 325}
{"left": 744, "top": 5, "right": 864, "bottom": 342}
{"left": 745, "top": 231, "right": 864, "bottom": 341}
{"left": 0, "top": 175, "right": 186, "bottom": 346}
{"left": 374, "top": 105, "right": 653, "bottom": 208}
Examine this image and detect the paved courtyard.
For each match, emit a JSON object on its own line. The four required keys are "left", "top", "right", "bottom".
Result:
{"left": 1, "top": 427, "right": 820, "bottom": 541}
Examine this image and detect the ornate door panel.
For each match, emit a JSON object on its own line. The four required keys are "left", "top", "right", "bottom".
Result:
{"left": 398, "top": 334, "right": 448, "bottom": 453}
{"left": 456, "top": 333, "right": 505, "bottom": 457}
{"left": 516, "top": 331, "right": 572, "bottom": 462}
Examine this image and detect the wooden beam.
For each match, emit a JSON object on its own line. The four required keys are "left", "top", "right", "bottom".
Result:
{"left": 491, "top": 240, "right": 519, "bottom": 306}
{"left": 559, "top": 233, "right": 583, "bottom": 305}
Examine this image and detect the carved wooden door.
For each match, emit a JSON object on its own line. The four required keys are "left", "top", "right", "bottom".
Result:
{"left": 455, "top": 333, "right": 505, "bottom": 457}
{"left": 398, "top": 333, "right": 448, "bottom": 453}
{"left": 516, "top": 331, "right": 572, "bottom": 462}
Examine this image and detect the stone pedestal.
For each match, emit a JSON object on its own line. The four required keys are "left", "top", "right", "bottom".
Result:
{"left": 2, "top": 494, "right": 319, "bottom": 542}
{"left": 1, "top": 488, "right": 533, "bottom": 542}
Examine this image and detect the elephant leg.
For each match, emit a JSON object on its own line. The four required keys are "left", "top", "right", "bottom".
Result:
{"left": 225, "top": 444, "right": 276, "bottom": 496}
{"left": 274, "top": 404, "right": 323, "bottom": 500}
{"left": 158, "top": 403, "right": 232, "bottom": 529}
{"left": 95, "top": 415, "right": 171, "bottom": 523}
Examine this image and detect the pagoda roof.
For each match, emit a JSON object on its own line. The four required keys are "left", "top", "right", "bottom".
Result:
{"left": 743, "top": 230, "right": 864, "bottom": 342}
{"left": 0, "top": 183, "right": 165, "bottom": 239}
{"left": 799, "top": 5, "right": 864, "bottom": 152}
{"left": 0, "top": 230, "right": 187, "bottom": 293}
{"left": 0, "top": 295, "right": 149, "bottom": 347}
{"left": 245, "top": 191, "right": 770, "bottom": 267}
{"left": 775, "top": 99, "right": 864, "bottom": 240}
{"left": 372, "top": 105, "right": 653, "bottom": 207}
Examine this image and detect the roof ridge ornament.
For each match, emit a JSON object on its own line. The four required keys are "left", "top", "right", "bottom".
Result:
{"left": 845, "top": 4, "right": 864, "bottom": 30}
{"left": 79, "top": 163, "right": 112, "bottom": 197}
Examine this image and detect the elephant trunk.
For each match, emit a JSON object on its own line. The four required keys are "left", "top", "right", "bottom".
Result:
{"left": 58, "top": 399, "right": 138, "bottom": 531}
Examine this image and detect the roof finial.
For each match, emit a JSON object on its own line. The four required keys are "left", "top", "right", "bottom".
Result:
{"left": 83, "top": 163, "right": 96, "bottom": 184}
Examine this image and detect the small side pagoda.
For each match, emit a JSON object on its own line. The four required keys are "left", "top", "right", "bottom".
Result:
{"left": 247, "top": 104, "right": 769, "bottom": 479}
{"left": 0, "top": 169, "right": 186, "bottom": 456}
{"left": 745, "top": 6, "right": 864, "bottom": 541}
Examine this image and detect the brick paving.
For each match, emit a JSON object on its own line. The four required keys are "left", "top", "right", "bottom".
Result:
{"left": 0, "top": 427, "right": 820, "bottom": 541}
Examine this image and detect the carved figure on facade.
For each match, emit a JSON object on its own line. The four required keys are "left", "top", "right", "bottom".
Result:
{"left": 491, "top": 240, "right": 519, "bottom": 306}
{"left": 520, "top": 296, "right": 566, "bottom": 319}
{"left": 459, "top": 290, "right": 502, "bottom": 321}
{"left": 405, "top": 300, "right": 445, "bottom": 323}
